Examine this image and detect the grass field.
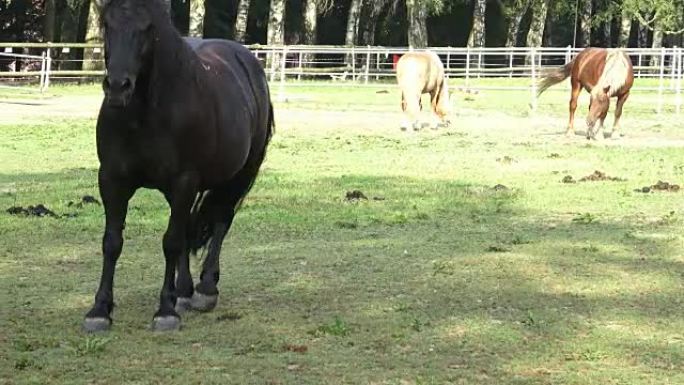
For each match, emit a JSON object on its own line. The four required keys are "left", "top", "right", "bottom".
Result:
{"left": 2, "top": 80, "right": 684, "bottom": 384}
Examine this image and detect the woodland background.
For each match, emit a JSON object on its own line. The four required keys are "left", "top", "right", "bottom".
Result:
{"left": 0, "top": 0, "right": 682, "bottom": 51}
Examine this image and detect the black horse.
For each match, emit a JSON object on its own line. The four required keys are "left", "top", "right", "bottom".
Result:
{"left": 84, "top": 0, "right": 274, "bottom": 332}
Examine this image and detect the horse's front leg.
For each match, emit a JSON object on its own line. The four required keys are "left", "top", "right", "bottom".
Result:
{"left": 83, "top": 171, "right": 135, "bottom": 332}
{"left": 153, "top": 173, "right": 199, "bottom": 331}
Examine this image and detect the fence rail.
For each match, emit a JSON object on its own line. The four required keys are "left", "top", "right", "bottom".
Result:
{"left": 1, "top": 43, "right": 682, "bottom": 113}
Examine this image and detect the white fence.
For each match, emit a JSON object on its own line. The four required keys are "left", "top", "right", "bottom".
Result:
{"left": 1, "top": 43, "right": 682, "bottom": 113}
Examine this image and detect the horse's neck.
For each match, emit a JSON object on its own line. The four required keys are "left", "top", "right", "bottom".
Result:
{"left": 146, "top": 32, "right": 203, "bottom": 104}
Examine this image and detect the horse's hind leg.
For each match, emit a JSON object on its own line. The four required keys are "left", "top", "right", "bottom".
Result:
{"left": 192, "top": 161, "right": 264, "bottom": 311}
{"left": 567, "top": 80, "right": 581, "bottom": 137}
{"left": 83, "top": 172, "right": 134, "bottom": 332}
{"left": 612, "top": 92, "right": 630, "bottom": 138}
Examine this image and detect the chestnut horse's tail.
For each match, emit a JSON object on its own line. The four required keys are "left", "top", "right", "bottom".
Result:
{"left": 537, "top": 60, "right": 575, "bottom": 97}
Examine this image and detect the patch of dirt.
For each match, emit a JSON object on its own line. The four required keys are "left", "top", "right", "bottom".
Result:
{"left": 282, "top": 344, "right": 308, "bottom": 354}
{"left": 6, "top": 204, "right": 57, "bottom": 218}
{"left": 67, "top": 195, "right": 101, "bottom": 208}
{"left": 375, "top": 90, "right": 389, "bottom": 94}
{"left": 496, "top": 156, "right": 516, "bottom": 164}
{"left": 492, "top": 184, "right": 509, "bottom": 191}
{"left": 216, "top": 312, "right": 242, "bottom": 322}
{"left": 345, "top": 190, "right": 368, "bottom": 201}
{"left": 579, "top": 170, "right": 626, "bottom": 182}
{"left": 548, "top": 153, "right": 561, "bottom": 159}
{"left": 562, "top": 175, "right": 576, "bottom": 184}
{"left": 635, "top": 181, "right": 681, "bottom": 193}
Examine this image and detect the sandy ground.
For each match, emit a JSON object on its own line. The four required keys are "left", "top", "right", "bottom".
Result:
{"left": 2, "top": 93, "right": 684, "bottom": 148}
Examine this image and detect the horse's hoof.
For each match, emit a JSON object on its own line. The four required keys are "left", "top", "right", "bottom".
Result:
{"left": 83, "top": 317, "right": 111, "bottom": 333}
{"left": 191, "top": 292, "right": 218, "bottom": 312}
{"left": 152, "top": 316, "right": 181, "bottom": 331}
{"left": 175, "top": 297, "right": 193, "bottom": 314}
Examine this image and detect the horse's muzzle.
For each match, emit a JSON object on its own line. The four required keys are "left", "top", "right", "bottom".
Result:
{"left": 103, "top": 75, "right": 134, "bottom": 108}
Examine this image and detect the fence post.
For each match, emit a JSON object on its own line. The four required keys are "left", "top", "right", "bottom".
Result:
{"left": 671, "top": 47, "right": 678, "bottom": 90}
{"left": 530, "top": 47, "right": 537, "bottom": 112}
{"left": 39, "top": 51, "right": 46, "bottom": 92}
{"left": 297, "top": 50, "right": 303, "bottom": 81}
{"left": 278, "top": 45, "right": 287, "bottom": 101}
{"left": 376, "top": 51, "right": 381, "bottom": 80}
{"left": 364, "top": 46, "right": 371, "bottom": 84}
{"left": 465, "top": 47, "right": 471, "bottom": 90}
{"left": 45, "top": 45, "right": 52, "bottom": 90}
{"left": 477, "top": 49, "right": 483, "bottom": 79}
{"left": 446, "top": 47, "right": 451, "bottom": 74}
{"left": 509, "top": 49, "right": 514, "bottom": 78}
{"left": 351, "top": 46, "right": 356, "bottom": 81}
{"left": 658, "top": 47, "right": 665, "bottom": 113}
{"left": 676, "top": 47, "right": 682, "bottom": 114}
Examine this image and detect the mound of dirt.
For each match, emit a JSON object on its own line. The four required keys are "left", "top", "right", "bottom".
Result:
{"left": 579, "top": 170, "right": 626, "bottom": 182}
{"left": 7, "top": 204, "right": 57, "bottom": 218}
{"left": 345, "top": 190, "right": 368, "bottom": 201}
{"left": 492, "top": 184, "right": 509, "bottom": 191}
{"left": 67, "top": 195, "right": 101, "bottom": 208}
{"left": 496, "top": 156, "right": 516, "bottom": 164}
{"left": 636, "top": 181, "right": 681, "bottom": 193}
{"left": 562, "top": 175, "right": 576, "bottom": 184}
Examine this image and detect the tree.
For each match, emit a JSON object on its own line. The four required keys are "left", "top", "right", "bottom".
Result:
{"left": 44, "top": 0, "right": 56, "bottom": 41}
{"left": 266, "top": 0, "right": 285, "bottom": 73}
{"left": 234, "top": 0, "right": 251, "bottom": 42}
{"left": 406, "top": 0, "right": 428, "bottom": 48}
{"left": 623, "top": 0, "right": 684, "bottom": 35}
{"left": 189, "top": 0, "right": 205, "bottom": 37}
{"left": 618, "top": 6, "right": 632, "bottom": 47}
{"left": 467, "top": 0, "right": 487, "bottom": 48}
{"left": 526, "top": 0, "right": 550, "bottom": 48}
{"left": 504, "top": 0, "right": 531, "bottom": 47}
{"left": 579, "top": 0, "right": 591, "bottom": 47}
{"left": 83, "top": 0, "right": 103, "bottom": 70}
{"left": 344, "top": 0, "right": 363, "bottom": 66}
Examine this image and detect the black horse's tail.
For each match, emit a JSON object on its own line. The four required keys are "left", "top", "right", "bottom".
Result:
{"left": 537, "top": 60, "right": 575, "bottom": 97}
{"left": 187, "top": 102, "right": 275, "bottom": 254}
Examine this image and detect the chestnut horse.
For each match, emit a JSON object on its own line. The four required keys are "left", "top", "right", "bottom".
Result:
{"left": 538, "top": 48, "right": 634, "bottom": 140}
{"left": 396, "top": 51, "right": 450, "bottom": 131}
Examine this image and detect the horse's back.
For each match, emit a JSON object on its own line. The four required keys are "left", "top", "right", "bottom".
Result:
{"left": 396, "top": 51, "right": 444, "bottom": 94}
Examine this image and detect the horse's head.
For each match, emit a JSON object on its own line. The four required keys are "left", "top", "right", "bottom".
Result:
{"left": 97, "top": 0, "right": 156, "bottom": 107}
{"left": 587, "top": 86, "right": 610, "bottom": 129}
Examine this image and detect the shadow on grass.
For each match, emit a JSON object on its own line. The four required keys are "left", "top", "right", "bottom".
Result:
{"left": 2, "top": 170, "right": 683, "bottom": 383}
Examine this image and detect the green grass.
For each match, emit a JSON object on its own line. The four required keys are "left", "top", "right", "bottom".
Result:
{"left": 1, "top": 81, "right": 684, "bottom": 384}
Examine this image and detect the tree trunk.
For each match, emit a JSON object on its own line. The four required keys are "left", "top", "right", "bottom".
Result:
{"left": 467, "top": 0, "right": 486, "bottom": 48}
{"left": 189, "top": 0, "right": 205, "bottom": 37}
{"left": 360, "top": 0, "right": 386, "bottom": 46}
{"left": 58, "top": 0, "right": 79, "bottom": 69}
{"left": 303, "top": 0, "right": 318, "bottom": 45}
{"left": 344, "top": 0, "right": 362, "bottom": 66}
{"left": 302, "top": 0, "right": 318, "bottom": 68}
{"left": 267, "top": 0, "right": 286, "bottom": 74}
{"left": 44, "top": 0, "right": 56, "bottom": 42}
{"left": 505, "top": 0, "right": 530, "bottom": 47}
{"left": 579, "top": 0, "right": 592, "bottom": 47}
{"left": 602, "top": 0, "right": 612, "bottom": 47}
{"left": 618, "top": 8, "right": 632, "bottom": 47}
{"left": 406, "top": 0, "right": 428, "bottom": 49}
{"left": 83, "top": 0, "right": 103, "bottom": 71}
{"left": 650, "top": 23, "right": 663, "bottom": 67}
{"left": 526, "top": 0, "right": 549, "bottom": 48}
{"left": 638, "top": 13, "right": 649, "bottom": 48}
{"left": 234, "top": 0, "right": 251, "bottom": 42}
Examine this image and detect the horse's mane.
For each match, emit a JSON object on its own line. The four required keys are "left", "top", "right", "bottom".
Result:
{"left": 593, "top": 49, "right": 631, "bottom": 98}
{"left": 102, "top": 0, "right": 203, "bottom": 103}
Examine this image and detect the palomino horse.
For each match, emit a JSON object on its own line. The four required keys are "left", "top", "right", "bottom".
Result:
{"left": 84, "top": 0, "right": 274, "bottom": 332}
{"left": 538, "top": 48, "right": 634, "bottom": 140}
{"left": 396, "top": 51, "right": 450, "bottom": 131}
